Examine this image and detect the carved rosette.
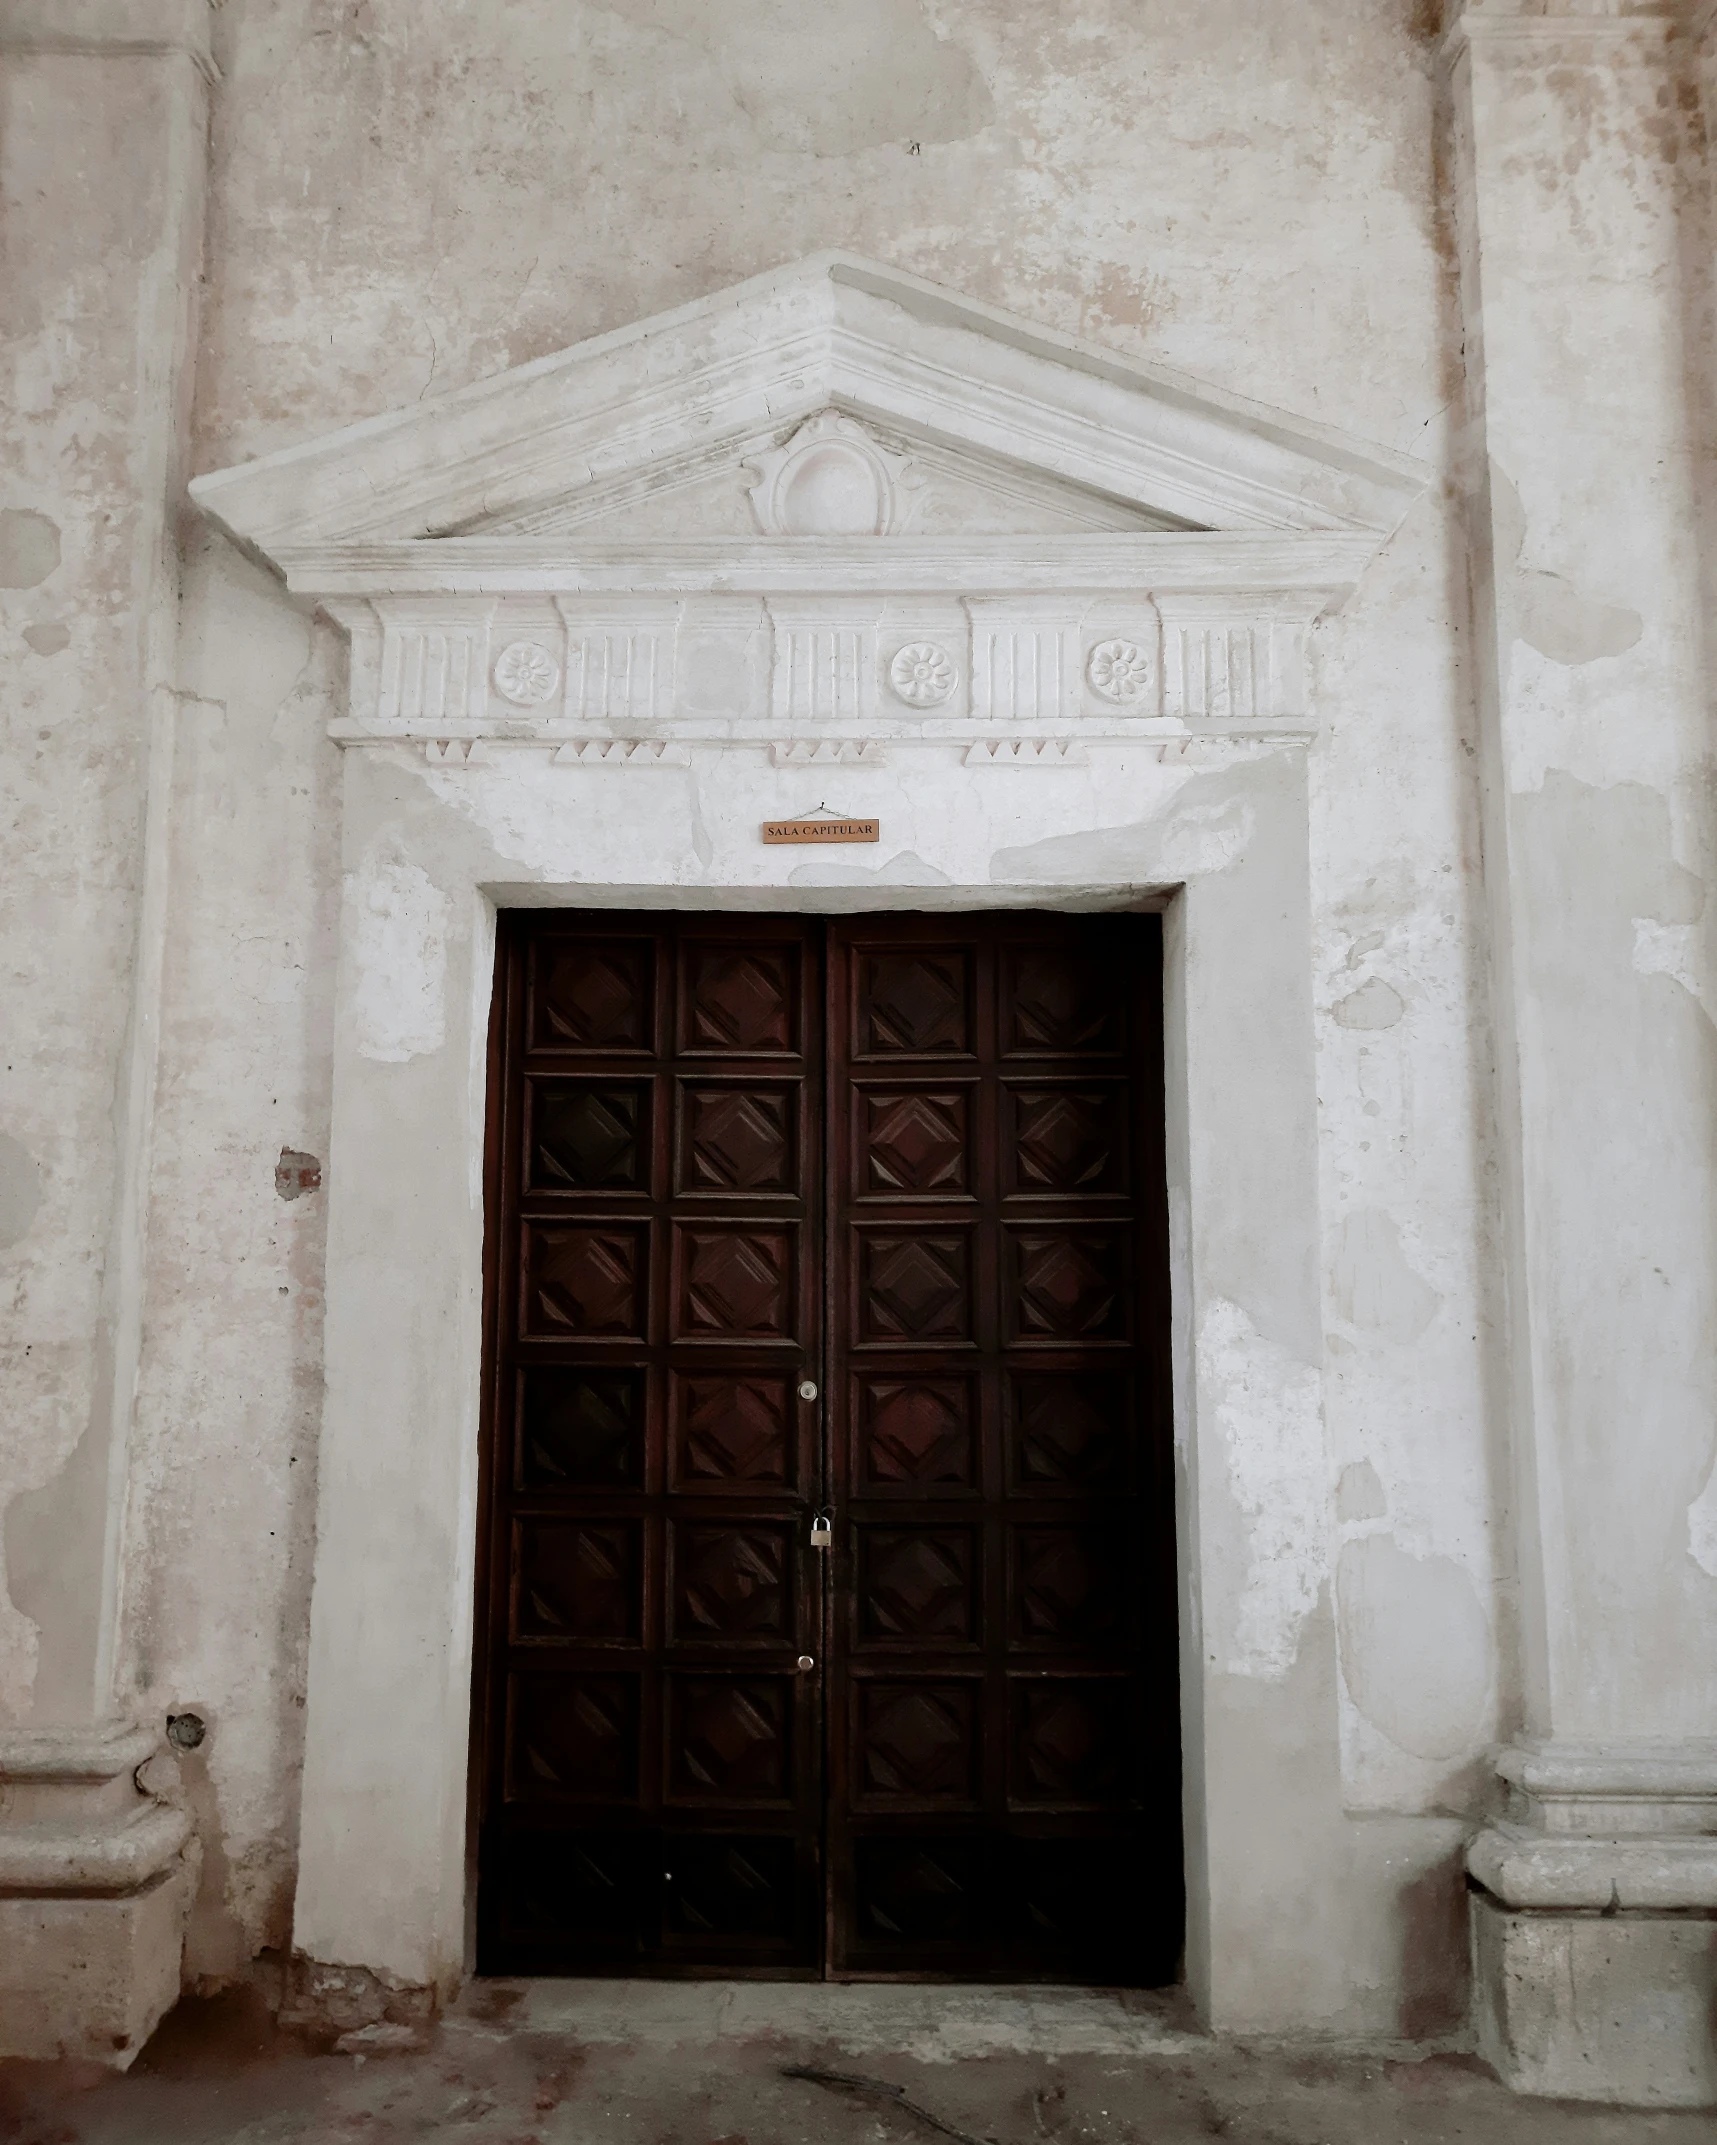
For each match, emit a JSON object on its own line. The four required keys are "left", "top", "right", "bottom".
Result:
{"left": 1086, "top": 639, "right": 1154, "bottom": 705}
{"left": 887, "top": 643, "right": 959, "bottom": 708}
{"left": 493, "top": 640, "right": 561, "bottom": 706}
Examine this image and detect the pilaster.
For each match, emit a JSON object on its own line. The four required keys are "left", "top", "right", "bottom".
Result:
{"left": 1447, "top": 0, "right": 1717, "bottom": 2105}
{"left": 0, "top": 0, "right": 211, "bottom": 2063}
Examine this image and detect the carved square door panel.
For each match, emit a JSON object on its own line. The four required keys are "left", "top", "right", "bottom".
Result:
{"left": 476, "top": 912, "right": 1177, "bottom": 1982}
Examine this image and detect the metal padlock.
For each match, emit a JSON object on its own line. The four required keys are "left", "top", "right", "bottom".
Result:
{"left": 809, "top": 1508, "right": 834, "bottom": 1550}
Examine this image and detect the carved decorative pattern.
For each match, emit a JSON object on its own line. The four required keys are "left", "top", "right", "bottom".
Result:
{"left": 888, "top": 642, "right": 959, "bottom": 708}
{"left": 494, "top": 639, "right": 561, "bottom": 706}
{"left": 525, "top": 1224, "right": 646, "bottom": 1338}
{"left": 519, "top": 1368, "right": 645, "bottom": 1487}
{"left": 863, "top": 1091, "right": 969, "bottom": 1194}
{"left": 859, "top": 1232, "right": 972, "bottom": 1342}
{"left": 679, "top": 1227, "right": 792, "bottom": 1336}
{"left": 685, "top": 947, "right": 797, "bottom": 1053}
{"left": 663, "top": 1834, "right": 796, "bottom": 1935}
{"left": 531, "top": 1081, "right": 645, "bottom": 1190}
{"left": 1013, "top": 1527, "right": 1126, "bottom": 1642}
{"left": 379, "top": 619, "right": 488, "bottom": 728}
{"left": 770, "top": 739, "right": 889, "bottom": 767}
{"left": 859, "top": 952, "right": 971, "bottom": 1056}
{"left": 668, "top": 1678, "right": 791, "bottom": 1800}
{"left": 856, "top": 1840, "right": 978, "bottom": 1942}
{"left": 676, "top": 1374, "right": 793, "bottom": 1484}
{"left": 531, "top": 939, "right": 654, "bottom": 1053}
{"left": 1013, "top": 1681, "right": 1131, "bottom": 1802}
{"left": 674, "top": 1523, "right": 791, "bottom": 1638}
{"left": 1008, "top": 1087, "right": 1125, "bottom": 1194}
{"left": 562, "top": 627, "right": 667, "bottom": 725}
{"left": 745, "top": 412, "right": 921, "bottom": 536}
{"left": 1002, "top": 946, "right": 1121, "bottom": 1056}
{"left": 515, "top": 1521, "right": 640, "bottom": 1641}
{"left": 1011, "top": 1372, "right": 1126, "bottom": 1488}
{"left": 684, "top": 1086, "right": 793, "bottom": 1191}
{"left": 1085, "top": 638, "right": 1153, "bottom": 705}
{"left": 507, "top": 1672, "right": 637, "bottom": 1804}
{"left": 963, "top": 739, "right": 1088, "bottom": 767}
{"left": 1011, "top": 1230, "right": 1127, "bottom": 1341}
{"left": 860, "top": 1684, "right": 978, "bottom": 1801}
{"left": 552, "top": 739, "right": 691, "bottom": 768}
{"left": 859, "top": 1528, "right": 977, "bottom": 1641}
{"left": 860, "top": 1377, "right": 974, "bottom": 1486}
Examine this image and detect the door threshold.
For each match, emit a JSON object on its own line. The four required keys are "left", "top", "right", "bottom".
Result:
{"left": 447, "top": 1978, "right": 1201, "bottom": 2059}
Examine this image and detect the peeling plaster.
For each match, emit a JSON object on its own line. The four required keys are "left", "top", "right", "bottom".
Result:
{"left": 1198, "top": 1296, "right": 1327, "bottom": 1682}
{"left": 1330, "top": 1209, "right": 1440, "bottom": 1345}
{"left": 21, "top": 621, "right": 69, "bottom": 656}
{"left": 348, "top": 853, "right": 452, "bottom": 1064}
{"left": 1492, "top": 467, "right": 1643, "bottom": 669}
{"left": 1337, "top": 1460, "right": 1388, "bottom": 1524}
{"left": 1632, "top": 918, "right": 1715, "bottom": 1028}
{"left": 1689, "top": 1458, "right": 1717, "bottom": 1581}
{"left": 790, "top": 849, "right": 952, "bottom": 888}
{"left": 0, "top": 508, "right": 60, "bottom": 589}
{"left": 1336, "top": 1533, "right": 1490, "bottom": 1761}
{"left": 990, "top": 790, "right": 1255, "bottom": 883}
{"left": 0, "top": 1135, "right": 43, "bottom": 1250}
{"left": 1333, "top": 977, "right": 1404, "bottom": 1031}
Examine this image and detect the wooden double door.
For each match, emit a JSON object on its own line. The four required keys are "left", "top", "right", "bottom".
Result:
{"left": 473, "top": 910, "right": 1180, "bottom": 1982}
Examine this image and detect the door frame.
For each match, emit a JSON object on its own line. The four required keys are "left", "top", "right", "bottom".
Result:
{"left": 467, "top": 909, "right": 1180, "bottom": 1982}
{"left": 288, "top": 733, "right": 1340, "bottom": 2030}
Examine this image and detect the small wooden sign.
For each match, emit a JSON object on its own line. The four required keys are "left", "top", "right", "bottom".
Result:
{"left": 762, "top": 817, "right": 880, "bottom": 845}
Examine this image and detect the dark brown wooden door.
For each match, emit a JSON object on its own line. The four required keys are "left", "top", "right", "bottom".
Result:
{"left": 475, "top": 911, "right": 1178, "bottom": 1982}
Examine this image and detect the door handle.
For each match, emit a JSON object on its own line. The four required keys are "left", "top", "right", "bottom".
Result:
{"left": 809, "top": 1508, "right": 833, "bottom": 1550}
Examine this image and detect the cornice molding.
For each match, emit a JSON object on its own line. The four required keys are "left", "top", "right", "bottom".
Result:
{"left": 1441, "top": 1, "right": 1685, "bottom": 66}
{"left": 0, "top": 0, "right": 217, "bottom": 80}
{"left": 273, "top": 533, "right": 1378, "bottom": 603}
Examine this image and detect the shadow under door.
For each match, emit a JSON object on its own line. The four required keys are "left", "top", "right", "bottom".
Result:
{"left": 473, "top": 910, "right": 1180, "bottom": 1982}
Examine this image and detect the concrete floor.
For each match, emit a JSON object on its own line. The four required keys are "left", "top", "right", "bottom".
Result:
{"left": 1, "top": 1981, "right": 1709, "bottom": 2145}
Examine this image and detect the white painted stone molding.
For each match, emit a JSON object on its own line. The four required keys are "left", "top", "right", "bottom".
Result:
{"left": 194, "top": 256, "right": 1428, "bottom": 751}
{"left": 1443, "top": 0, "right": 1691, "bottom": 62}
{"left": 0, "top": 1720, "right": 192, "bottom": 1893}
{"left": 768, "top": 739, "right": 889, "bottom": 766}
{"left": 0, "top": 0, "right": 217, "bottom": 78}
{"left": 1468, "top": 1741, "right": 1717, "bottom": 1909}
{"left": 745, "top": 412, "right": 923, "bottom": 535}
{"left": 963, "top": 739, "right": 1089, "bottom": 767}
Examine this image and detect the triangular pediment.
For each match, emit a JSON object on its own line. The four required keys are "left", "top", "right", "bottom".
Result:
{"left": 190, "top": 252, "right": 1426, "bottom": 562}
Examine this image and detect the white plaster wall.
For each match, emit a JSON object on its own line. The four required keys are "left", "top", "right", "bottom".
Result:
{"left": 107, "top": 0, "right": 1496, "bottom": 2027}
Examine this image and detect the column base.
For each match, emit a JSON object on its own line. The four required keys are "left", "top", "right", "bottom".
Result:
{"left": 1467, "top": 1742, "right": 1717, "bottom": 2107}
{"left": 0, "top": 1720, "right": 197, "bottom": 2067}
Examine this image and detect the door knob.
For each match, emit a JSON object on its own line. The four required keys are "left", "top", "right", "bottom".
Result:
{"left": 797, "top": 1654, "right": 816, "bottom": 1672}
{"left": 798, "top": 1379, "right": 819, "bottom": 1402}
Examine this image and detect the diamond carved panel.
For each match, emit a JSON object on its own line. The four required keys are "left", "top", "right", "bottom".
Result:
{"left": 684, "top": 945, "right": 797, "bottom": 1054}
{"left": 1012, "top": 1681, "right": 1132, "bottom": 1803}
{"left": 531, "top": 939, "right": 654, "bottom": 1053}
{"left": 1010, "top": 1372, "right": 1126, "bottom": 1489}
{"left": 858, "top": 1528, "right": 977, "bottom": 1644}
{"left": 858, "top": 1683, "right": 979, "bottom": 1802}
{"left": 1010, "top": 1229, "right": 1127, "bottom": 1341}
{"left": 859, "top": 1377, "right": 974, "bottom": 1486}
{"left": 858, "top": 1232, "right": 972, "bottom": 1344}
{"left": 667, "top": 1677, "right": 792, "bottom": 1801}
{"left": 663, "top": 1834, "right": 796, "bottom": 1937}
{"left": 678, "top": 1227, "right": 793, "bottom": 1337}
{"left": 1007, "top": 1086, "right": 1126, "bottom": 1195}
{"left": 674, "top": 1374, "right": 793, "bottom": 1485}
{"left": 673, "top": 1523, "right": 792, "bottom": 1639}
{"left": 1002, "top": 946, "right": 1121, "bottom": 1057}
{"left": 856, "top": 1840, "right": 979, "bottom": 1943}
{"left": 858, "top": 952, "right": 971, "bottom": 1056}
{"left": 682, "top": 1085, "right": 793, "bottom": 1192}
{"left": 514, "top": 1520, "right": 641, "bottom": 1641}
{"left": 862, "top": 1090, "right": 969, "bottom": 1194}
{"left": 1013, "top": 1527, "right": 1127, "bottom": 1644}
{"left": 506, "top": 1672, "right": 639, "bottom": 1804}
{"left": 524, "top": 1224, "right": 647, "bottom": 1338}
{"left": 518, "top": 1368, "right": 645, "bottom": 1487}
{"left": 531, "top": 1081, "right": 647, "bottom": 1191}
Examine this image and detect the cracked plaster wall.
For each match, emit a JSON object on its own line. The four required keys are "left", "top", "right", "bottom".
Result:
{"left": 1, "top": 0, "right": 1518, "bottom": 2021}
